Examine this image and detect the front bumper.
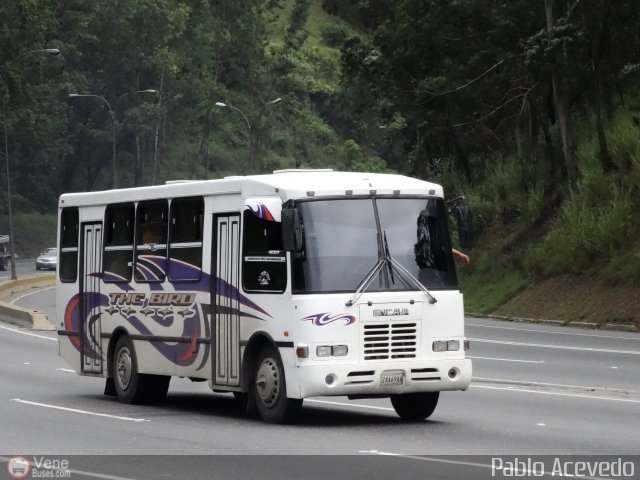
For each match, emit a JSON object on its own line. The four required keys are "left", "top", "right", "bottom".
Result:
{"left": 36, "top": 261, "right": 56, "bottom": 269}
{"left": 296, "top": 358, "right": 472, "bottom": 398}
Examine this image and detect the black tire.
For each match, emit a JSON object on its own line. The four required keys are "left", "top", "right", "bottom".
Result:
{"left": 252, "top": 345, "right": 302, "bottom": 424}
{"left": 112, "top": 335, "right": 170, "bottom": 404}
{"left": 390, "top": 392, "right": 439, "bottom": 421}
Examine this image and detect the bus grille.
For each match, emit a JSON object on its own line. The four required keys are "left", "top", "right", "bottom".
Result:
{"left": 363, "top": 322, "right": 417, "bottom": 360}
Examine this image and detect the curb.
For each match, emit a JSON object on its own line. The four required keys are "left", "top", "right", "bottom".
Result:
{"left": 468, "top": 313, "right": 638, "bottom": 333}
{"left": 0, "top": 275, "right": 56, "bottom": 331}
{"left": 0, "top": 274, "right": 56, "bottom": 298}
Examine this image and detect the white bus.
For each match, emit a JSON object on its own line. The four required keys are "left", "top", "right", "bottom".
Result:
{"left": 57, "top": 170, "right": 472, "bottom": 423}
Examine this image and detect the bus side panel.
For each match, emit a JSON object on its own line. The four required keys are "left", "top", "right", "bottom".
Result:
{"left": 99, "top": 286, "right": 212, "bottom": 379}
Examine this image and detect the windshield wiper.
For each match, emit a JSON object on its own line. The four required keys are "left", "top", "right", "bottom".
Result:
{"left": 387, "top": 255, "right": 438, "bottom": 304}
{"left": 383, "top": 231, "right": 395, "bottom": 286}
{"left": 383, "top": 230, "right": 437, "bottom": 304}
{"left": 345, "top": 258, "right": 387, "bottom": 307}
{"left": 345, "top": 232, "right": 438, "bottom": 306}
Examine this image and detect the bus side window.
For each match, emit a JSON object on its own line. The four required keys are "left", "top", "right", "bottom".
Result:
{"left": 168, "top": 196, "right": 204, "bottom": 282}
{"left": 103, "top": 203, "right": 135, "bottom": 282}
{"left": 242, "top": 209, "right": 286, "bottom": 293}
{"left": 59, "top": 207, "right": 79, "bottom": 283}
{"left": 135, "top": 200, "right": 168, "bottom": 282}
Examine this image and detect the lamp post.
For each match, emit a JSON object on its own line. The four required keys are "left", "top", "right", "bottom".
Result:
{"left": 215, "top": 101, "right": 250, "bottom": 130}
{"left": 69, "top": 89, "right": 156, "bottom": 189}
{"left": 215, "top": 97, "right": 282, "bottom": 173}
{"left": 1, "top": 48, "right": 60, "bottom": 280}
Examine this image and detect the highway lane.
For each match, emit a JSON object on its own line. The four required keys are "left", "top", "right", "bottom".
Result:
{"left": 1, "top": 321, "right": 639, "bottom": 458}
{"left": 1, "top": 289, "right": 639, "bottom": 480}
{"left": 467, "top": 319, "right": 640, "bottom": 391}
{"left": 0, "top": 258, "right": 46, "bottom": 282}
{"left": 13, "top": 288, "right": 640, "bottom": 393}
{"left": 2, "top": 291, "right": 640, "bottom": 460}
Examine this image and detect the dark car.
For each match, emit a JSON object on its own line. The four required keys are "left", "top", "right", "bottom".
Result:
{"left": 36, "top": 247, "right": 57, "bottom": 270}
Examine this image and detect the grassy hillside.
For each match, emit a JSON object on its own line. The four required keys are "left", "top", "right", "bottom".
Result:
{"left": 451, "top": 104, "right": 640, "bottom": 327}
{"left": 0, "top": 212, "right": 57, "bottom": 259}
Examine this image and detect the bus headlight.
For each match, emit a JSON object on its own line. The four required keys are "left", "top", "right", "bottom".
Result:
{"left": 316, "top": 345, "right": 349, "bottom": 357}
{"left": 316, "top": 346, "right": 332, "bottom": 357}
{"left": 447, "top": 340, "right": 460, "bottom": 351}
{"left": 332, "top": 345, "right": 348, "bottom": 356}
{"left": 433, "top": 340, "right": 461, "bottom": 352}
{"left": 433, "top": 341, "right": 447, "bottom": 352}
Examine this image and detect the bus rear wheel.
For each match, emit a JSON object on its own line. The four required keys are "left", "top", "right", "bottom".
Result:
{"left": 390, "top": 392, "right": 439, "bottom": 421}
{"left": 112, "top": 335, "right": 170, "bottom": 404}
{"left": 252, "top": 345, "right": 302, "bottom": 424}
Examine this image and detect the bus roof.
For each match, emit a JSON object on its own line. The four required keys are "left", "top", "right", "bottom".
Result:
{"left": 58, "top": 170, "right": 444, "bottom": 207}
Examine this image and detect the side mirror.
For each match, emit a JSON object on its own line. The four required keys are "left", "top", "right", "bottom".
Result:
{"left": 455, "top": 204, "right": 474, "bottom": 249}
{"left": 281, "top": 208, "right": 303, "bottom": 253}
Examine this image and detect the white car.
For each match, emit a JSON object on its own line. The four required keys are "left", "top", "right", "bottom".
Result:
{"left": 36, "top": 248, "right": 57, "bottom": 270}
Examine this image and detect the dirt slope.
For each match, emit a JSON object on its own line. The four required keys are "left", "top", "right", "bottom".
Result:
{"left": 493, "top": 275, "right": 640, "bottom": 330}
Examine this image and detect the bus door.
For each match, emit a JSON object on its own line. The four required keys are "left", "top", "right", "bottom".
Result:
{"left": 212, "top": 214, "right": 241, "bottom": 386}
{"left": 80, "top": 222, "right": 103, "bottom": 373}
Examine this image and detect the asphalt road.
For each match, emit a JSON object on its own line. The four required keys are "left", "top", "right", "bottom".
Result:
{"left": 0, "top": 258, "right": 47, "bottom": 282}
{"left": 1, "top": 289, "right": 639, "bottom": 479}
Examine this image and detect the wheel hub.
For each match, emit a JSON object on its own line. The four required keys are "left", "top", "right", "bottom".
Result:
{"left": 116, "top": 347, "right": 132, "bottom": 391}
{"left": 256, "top": 357, "right": 280, "bottom": 408}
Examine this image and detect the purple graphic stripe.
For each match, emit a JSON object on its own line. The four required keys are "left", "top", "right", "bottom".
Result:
{"left": 302, "top": 312, "right": 356, "bottom": 326}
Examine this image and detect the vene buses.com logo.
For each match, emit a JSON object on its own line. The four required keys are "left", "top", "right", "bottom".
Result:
{"left": 7, "top": 456, "right": 30, "bottom": 479}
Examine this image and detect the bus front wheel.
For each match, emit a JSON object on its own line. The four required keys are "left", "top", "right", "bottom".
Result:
{"left": 390, "top": 392, "right": 439, "bottom": 421}
{"left": 252, "top": 345, "right": 302, "bottom": 423}
{"left": 112, "top": 335, "right": 170, "bottom": 404}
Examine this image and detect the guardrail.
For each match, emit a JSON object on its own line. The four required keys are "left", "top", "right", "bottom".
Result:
{"left": 0, "top": 274, "right": 56, "bottom": 330}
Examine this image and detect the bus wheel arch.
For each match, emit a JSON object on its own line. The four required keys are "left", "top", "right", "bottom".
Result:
{"left": 241, "top": 332, "right": 275, "bottom": 393}
{"left": 109, "top": 330, "right": 170, "bottom": 405}
{"left": 104, "top": 327, "right": 130, "bottom": 396}
{"left": 241, "top": 332, "right": 302, "bottom": 422}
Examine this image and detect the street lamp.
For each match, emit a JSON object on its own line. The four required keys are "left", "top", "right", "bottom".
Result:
{"left": 1, "top": 47, "right": 61, "bottom": 280}
{"left": 215, "top": 101, "right": 251, "bottom": 130}
{"left": 69, "top": 89, "right": 157, "bottom": 189}
{"left": 215, "top": 97, "right": 282, "bottom": 173}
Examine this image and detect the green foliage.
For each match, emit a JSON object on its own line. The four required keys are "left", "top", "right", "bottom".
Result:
{"left": 3, "top": 0, "right": 640, "bottom": 297}
{"left": 0, "top": 212, "right": 57, "bottom": 257}
{"left": 522, "top": 108, "right": 640, "bottom": 282}
{"left": 320, "top": 24, "right": 349, "bottom": 48}
{"left": 459, "top": 268, "right": 529, "bottom": 315}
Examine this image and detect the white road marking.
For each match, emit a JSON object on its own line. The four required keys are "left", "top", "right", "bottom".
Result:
{"left": 474, "top": 376, "right": 640, "bottom": 393}
{"left": 24, "top": 362, "right": 30, "bottom": 365}
{"left": 537, "top": 423, "right": 546, "bottom": 426}
{"left": 0, "top": 458, "right": 138, "bottom": 480}
{"left": 306, "top": 398, "right": 394, "bottom": 412}
{"left": 12, "top": 399, "right": 149, "bottom": 422}
{"left": 468, "top": 355, "right": 544, "bottom": 364}
{"left": 469, "top": 337, "right": 640, "bottom": 355}
{"left": 0, "top": 325, "right": 56, "bottom": 341}
{"left": 56, "top": 368, "right": 75, "bottom": 373}
{"left": 10, "top": 286, "right": 55, "bottom": 304}
{"left": 471, "top": 385, "right": 640, "bottom": 404}
{"left": 467, "top": 322, "right": 639, "bottom": 341}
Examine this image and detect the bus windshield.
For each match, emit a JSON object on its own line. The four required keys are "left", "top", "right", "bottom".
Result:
{"left": 292, "top": 197, "right": 457, "bottom": 294}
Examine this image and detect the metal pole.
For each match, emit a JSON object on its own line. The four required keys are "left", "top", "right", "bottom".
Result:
{"left": 1, "top": 48, "right": 61, "bottom": 280}
{"left": 70, "top": 90, "right": 155, "bottom": 189}
{"left": 112, "top": 116, "right": 117, "bottom": 189}
{"left": 3, "top": 98, "right": 17, "bottom": 279}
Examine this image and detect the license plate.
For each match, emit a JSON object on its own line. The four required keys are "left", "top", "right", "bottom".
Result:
{"left": 380, "top": 370, "right": 405, "bottom": 387}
